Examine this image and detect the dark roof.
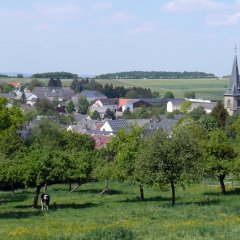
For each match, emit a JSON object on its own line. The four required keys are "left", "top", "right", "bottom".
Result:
{"left": 78, "top": 90, "right": 106, "bottom": 99}
{"left": 98, "top": 98, "right": 118, "bottom": 105}
{"left": 0, "top": 92, "right": 15, "bottom": 99}
{"left": 106, "top": 119, "right": 128, "bottom": 131}
{"left": 140, "top": 98, "right": 170, "bottom": 105}
{"left": 150, "top": 119, "right": 178, "bottom": 130}
{"left": 34, "top": 87, "right": 75, "bottom": 100}
{"left": 168, "top": 99, "right": 185, "bottom": 105}
{"left": 225, "top": 55, "right": 240, "bottom": 96}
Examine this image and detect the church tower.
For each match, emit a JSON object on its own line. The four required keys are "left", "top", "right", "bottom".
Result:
{"left": 224, "top": 49, "right": 240, "bottom": 116}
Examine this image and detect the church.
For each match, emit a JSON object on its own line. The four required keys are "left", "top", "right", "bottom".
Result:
{"left": 224, "top": 52, "right": 240, "bottom": 116}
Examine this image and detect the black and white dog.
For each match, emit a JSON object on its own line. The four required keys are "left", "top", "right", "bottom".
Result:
{"left": 40, "top": 193, "right": 50, "bottom": 210}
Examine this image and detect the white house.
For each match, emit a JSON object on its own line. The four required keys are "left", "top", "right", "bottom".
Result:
{"left": 167, "top": 100, "right": 185, "bottom": 112}
{"left": 100, "top": 119, "right": 128, "bottom": 132}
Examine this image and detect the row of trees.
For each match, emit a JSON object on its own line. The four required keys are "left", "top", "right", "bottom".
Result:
{"left": 32, "top": 72, "right": 78, "bottom": 79}
{"left": 70, "top": 79, "right": 159, "bottom": 99}
{"left": 0, "top": 97, "right": 239, "bottom": 207}
{"left": 95, "top": 71, "right": 216, "bottom": 79}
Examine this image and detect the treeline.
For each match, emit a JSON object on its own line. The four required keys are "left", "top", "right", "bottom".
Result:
{"left": 1, "top": 97, "right": 240, "bottom": 208}
{"left": 0, "top": 74, "right": 10, "bottom": 78}
{"left": 70, "top": 79, "right": 158, "bottom": 98}
{"left": 32, "top": 72, "right": 78, "bottom": 79}
{"left": 95, "top": 71, "right": 216, "bottom": 79}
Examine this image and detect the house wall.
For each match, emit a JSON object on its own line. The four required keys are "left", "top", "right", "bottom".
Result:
{"left": 100, "top": 122, "right": 112, "bottom": 132}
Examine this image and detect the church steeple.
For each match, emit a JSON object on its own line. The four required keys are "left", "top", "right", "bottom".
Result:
{"left": 225, "top": 46, "right": 240, "bottom": 96}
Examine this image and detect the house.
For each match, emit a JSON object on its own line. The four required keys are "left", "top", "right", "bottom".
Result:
{"left": 90, "top": 98, "right": 118, "bottom": 118}
{"left": 118, "top": 98, "right": 150, "bottom": 112}
{"left": 167, "top": 100, "right": 185, "bottom": 112}
{"left": 72, "top": 90, "right": 107, "bottom": 104}
{"left": 190, "top": 102, "right": 217, "bottom": 114}
{"left": 34, "top": 87, "right": 75, "bottom": 102}
{"left": 6, "top": 82, "right": 21, "bottom": 88}
{"left": 0, "top": 92, "right": 15, "bottom": 100}
{"left": 100, "top": 119, "right": 128, "bottom": 132}
{"left": 92, "top": 135, "right": 112, "bottom": 149}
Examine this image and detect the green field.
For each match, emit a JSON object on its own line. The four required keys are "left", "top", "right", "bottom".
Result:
{"left": 0, "top": 77, "right": 229, "bottom": 100}
{"left": 96, "top": 78, "right": 229, "bottom": 100}
{"left": 0, "top": 181, "right": 240, "bottom": 240}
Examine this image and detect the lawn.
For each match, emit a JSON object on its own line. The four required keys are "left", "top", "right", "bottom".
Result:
{"left": 0, "top": 181, "right": 240, "bottom": 240}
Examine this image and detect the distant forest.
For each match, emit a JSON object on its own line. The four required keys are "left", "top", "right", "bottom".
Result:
{"left": 95, "top": 71, "right": 216, "bottom": 79}
{"left": 32, "top": 72, "right": 78, "bottom": 79}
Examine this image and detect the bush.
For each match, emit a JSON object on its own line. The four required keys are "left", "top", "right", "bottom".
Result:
{"left": 81, "top": 227, "right": 134, "bottom": 240}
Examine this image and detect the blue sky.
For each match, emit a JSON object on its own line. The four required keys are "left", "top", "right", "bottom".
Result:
{"left": 0, "top": 0, "right": 240, "bottom": 76}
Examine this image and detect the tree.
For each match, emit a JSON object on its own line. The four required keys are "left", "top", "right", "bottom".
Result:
{"left": 21, "top": 92, "right": 26, "bottom": 103}
{"left": 78, "top": 96, "right": 89, "bottom": 114}
{"left": 135, "top": 120, "right": 203, "bottom": 206}
{"left": 28, "top": 79, "right": 45, "bottom": 91}
{"left": 163, "top": 91, "right": 174, "bottom": 99}
{"left": 198, "top": 115, "right": 218, "bottom": 132}
{"left": 210, "top": 102, "right": 229, "bottom": 129}
{"left": 204, "top": 129, "right": 236, "bottom": 194}
{"left": 91, "top": 110, "right": 101, "bottom": 120}
{"left": 35, "top": 99, "right": 54, "bottom": 115}
{"left": 179, "top": 100, "right": 191, "bottom": 113}
{"left": 184, "top": 91, "right": 196, "bottom": 99}
{"left": 66, "top": 100, "right": 75, "bottom": 113}
{"left": 189, "top": 106, "right": 206, "bottom": 121}
{"left": 104, "top": 108, "right": 116, "bottom": 120}
{"left": 122, "top": 107, "right": 131, "bottom": 118}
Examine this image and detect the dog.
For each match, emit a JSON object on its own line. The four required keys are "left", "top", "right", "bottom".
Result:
{"left": 41, "top": 193, "right": 50, "bottom": 210}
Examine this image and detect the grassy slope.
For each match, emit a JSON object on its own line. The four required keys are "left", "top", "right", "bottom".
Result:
{"left": 0, "top": 182, "right": 240, "bottom": 240}
{"left": 0, "top": 77, "right": 228, "bottom": 100}
{"left": 96, "top": 78, "right": 228, "bottom": 100}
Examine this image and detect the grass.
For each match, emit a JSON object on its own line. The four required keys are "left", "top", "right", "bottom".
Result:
{"left": 1, "top": 181, "right": 240, "bottom": 239}
{"left": 0, "top": 77, "right": 229, "bottom": 100}
{"left": 96, "top": 78, "right": 229, "bottom": 100}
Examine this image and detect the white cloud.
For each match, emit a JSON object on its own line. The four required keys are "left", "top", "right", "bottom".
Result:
{"left": 100, "top": 11, "right": 136, "bottom": 25}
{"left": 162, "top": 0, "right": 228, "bottom": 12}
{"left": 128, "top": 22, "right": 156, "bottom": 35}
{"left": 93, "top": 1, "right": 112, "bottom": 11}
{"left": 207, "top": 12, "right": 240, "bottom": 26}
{"left": 36, "top": 3, "right": 81, "bottom": 16}
{"left": 0, "top": 9, "right": 28, "bottom": 19}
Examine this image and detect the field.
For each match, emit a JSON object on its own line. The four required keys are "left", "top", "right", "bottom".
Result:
{"left": 0, "top": 77, "right": 229, "bottom": 101}
{"left": 96, "top": 78, "right": 229, "bottom": 100}
{"left": 0, "top": 181, "right": 240, "bottom": 240}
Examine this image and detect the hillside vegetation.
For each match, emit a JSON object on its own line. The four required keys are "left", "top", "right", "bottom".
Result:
{"left": 95, "top": 71, "right": 216, "bottom": 79}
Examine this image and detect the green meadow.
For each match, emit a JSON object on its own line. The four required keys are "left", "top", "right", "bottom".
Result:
{"left": 96, "top": 78, "right": 229, "bottom": 100}
{"left": 0, "top": 181, "right": 240, "bottom": 240}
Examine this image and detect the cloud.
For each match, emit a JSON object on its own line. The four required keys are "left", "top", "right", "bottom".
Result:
{"left": 128, "top": 22, "right": 156, "bottom": 35}
{"left": 93, "top": 1, "right": 112, "bottom": 11}
{"left": 100, "top": 11, "right": 136, "bottom": 25}
{"left": 0, "top": 9, "right": 28, "bottom": 19}
{"left": 207, "top": 12, "right": 240, "bottom": 26}
{"left": 162, "top": 0, "right": 228, "bottom": 12}
{"left": 35, "top": 24, "right": 52, "bottom": 31}
{"left": 36, "top": 3, "right": 81, "bottom": 16}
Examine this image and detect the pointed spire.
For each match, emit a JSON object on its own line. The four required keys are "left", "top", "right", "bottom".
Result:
{"left": 225, "top": 46, "right": 240, "bottom": 95}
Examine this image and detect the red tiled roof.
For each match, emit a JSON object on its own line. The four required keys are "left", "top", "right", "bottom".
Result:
{"left": 6, "top": 82, "right": 21, "bottom": 88}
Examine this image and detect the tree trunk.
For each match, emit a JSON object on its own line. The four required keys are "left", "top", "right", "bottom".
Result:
{"left": 219, "top": 174, "right": 226, "bottom": 195}
{"left": 170, "top": 176, "right": 176, "bottom": 207}
{"left": 33, "top": 185, "right": 41, "bottom": 208}
{"left": 44, "top": 182, "right": 48, "bottom": 193}
{"left": 139, "top": 185, "right": 144, "bottom": 201}
{"left": 11, "top": 182, "right": 15, "bottom": 195}
{"left": 100, "top": 180, "right": 109, "bottom": 195}
{"left": 69, "top": 181, "right": 72, "bottom": 192}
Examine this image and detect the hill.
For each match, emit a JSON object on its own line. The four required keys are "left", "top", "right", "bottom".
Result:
{"left": 95, "top": 71, "right": 216, "bottom": 79}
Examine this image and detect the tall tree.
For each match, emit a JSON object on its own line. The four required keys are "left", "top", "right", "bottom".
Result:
{"left": 78, "top": 96, "right": 89, "bottom": 114}
{"left": 135, "top": 120, "right": 204, "bottom": 206}
{"left": 204, "top": 129, "right": 236, "bottom": 194}
{"left": 210, "top": 102, "right": 229, "bottom": 129}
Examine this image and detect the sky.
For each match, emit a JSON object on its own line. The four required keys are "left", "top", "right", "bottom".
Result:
{"left": 0, "top": 0, "right": 240, "bottom": 77}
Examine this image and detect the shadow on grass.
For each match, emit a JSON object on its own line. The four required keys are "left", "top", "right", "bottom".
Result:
{"left": 0, "top": 210, "right": 42, "bottom": 219}
{"left": 204, "top": 188, "right": 240, "bottom": 196}
{"left": 118, "top": 196, "right": 172, "bottom": 203}
{"left": 52, "top": 188, "right": 124, "bottom": 195}
{"left": 0, "top": 192, "right": 29, "bottom": 204}
{"left": 54, "top": 202, "right": 101, "bottom": 210}
{"left": 177, "top": 199, "right": 221, "bottom": 207}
